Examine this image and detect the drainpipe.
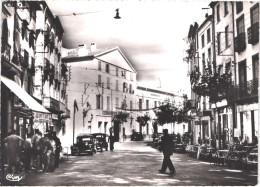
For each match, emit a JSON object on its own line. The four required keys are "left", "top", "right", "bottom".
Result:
{"left": 231, "top": 2, "right": 237, "bottom": 142}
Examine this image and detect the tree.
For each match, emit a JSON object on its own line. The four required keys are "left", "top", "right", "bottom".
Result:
{"left": 136, "top": 115, "right": 151, "bottom": 127}
{"left": 192, "top": 60, "right": 232, "bottom": 104}
{"left": 153, "top": 102, "right": 192, "bottom": 126}
{"left": 112, "top": 111, "right": 128, "bottom": 124}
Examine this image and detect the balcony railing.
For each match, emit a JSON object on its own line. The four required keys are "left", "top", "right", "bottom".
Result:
{"left": 21, "top": 49, "right": 29, "bottom": 68}
{"left": 1, "top": 43, "right": 11, "bottom": 62}
{"left": 43, "top": 97, "right": 60, "bottom": 111}
{"left": 234, "top": 32, "right": 246, "bottom": 53}
{"left": 230, "top": 78, "right": 258, "bottom": 102}
{"left": 59, "top": 101, "right": 66, "bottom": 113}
{"left": 12, "top": 50, "right": 23, "bottom": 66}
{"left": 184, "top": 99, "right": 196, "bottom": 109}
{"left": 247, "top": 22, "right": 259, "bottom": 45}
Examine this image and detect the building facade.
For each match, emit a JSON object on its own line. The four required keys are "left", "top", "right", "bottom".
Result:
{"left": 1, "top": 1, "right": 69, "bottom": 141}
{"left": 184, "top": 1, "right": 259, "bottom": 148}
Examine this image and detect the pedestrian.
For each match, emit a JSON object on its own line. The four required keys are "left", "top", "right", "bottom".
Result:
{"left": 23, "top": 133, "right": 33, "bottom": 172}
{"left": 31, "top": 129, "right": 43, "bottom": 172}
{"left": 3, "top": 130, "right": 25, "bottom": 174}
{"left": 49, "top": 131, "right": 62, "bottom": 168}
{"left": 109, "top": 135, "right": 115, "bottom": 151}
{"left": 158, "top": 129, "right": 176, "bottom": 175}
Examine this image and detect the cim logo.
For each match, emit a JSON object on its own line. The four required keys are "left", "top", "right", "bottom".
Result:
{"left": 6, "top": 174, "right": 24, "bottom": 182}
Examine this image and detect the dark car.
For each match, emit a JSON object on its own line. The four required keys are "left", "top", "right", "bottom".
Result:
{"left": 153, "top": 133, "right": 163, "bottom": 147}
{"left": 131, "top": 132, "right": 143, "bottom": 141}
{"left": 70, "top": 134, "right": 96, "bottom": 156}
{"left": 91, "top": 133, "right": 109, "bottom": 151}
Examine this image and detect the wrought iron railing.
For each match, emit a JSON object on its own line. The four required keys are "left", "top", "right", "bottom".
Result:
{"left": 1, "top": 43, "right": 11, "bottom": 62}
{"left": 247, "top": 22, "right": 259, "bottom": 45}
{"left": 43, "top": 97, "right": 60, "bottom": 111}
{"left": 229, "top": 78, "right": 258, "bottom": 101}
{"left": 234, "top": 32, "right": 246, "bottom": 53}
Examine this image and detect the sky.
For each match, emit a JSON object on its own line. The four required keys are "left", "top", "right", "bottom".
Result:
{"left": 46, "top": 0, "right": 210, "bottom": 94}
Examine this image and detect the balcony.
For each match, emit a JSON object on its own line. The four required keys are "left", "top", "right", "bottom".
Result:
{"left": 234, "top": 32, "right": 246, "bottom": 53}
{"left": 248, "top": 22, "right": 259, "bottom": 45}
{"left": 21, "top": 49, "right": 29, "bottom": 68}
{"left": 59, "top": 101, "right": 66, "bottom": 113}
{"left": 184, "top": 99, "right": 196, "bottom": 109}
{"left": 43, "top": 97, "right": 60, "bottom": 112}
{"left": 229, "top": 79, "right": 258, "bottom": 103}
{"left": 1, "top": 43, "right": 11, "bottom": 63}
{"left": 12, "top": 50, "right": 23, "bottom": 66}
{"left": 61, "top": 108, "right": 70, "bottom": 119}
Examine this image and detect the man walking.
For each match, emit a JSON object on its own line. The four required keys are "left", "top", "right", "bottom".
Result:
{"left": 159, "top": 129, "right": 176, "bottom": 175}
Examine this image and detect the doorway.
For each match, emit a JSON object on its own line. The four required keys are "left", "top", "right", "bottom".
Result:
{"left": 114, "top": 121, "right": 120, "bottom": 142}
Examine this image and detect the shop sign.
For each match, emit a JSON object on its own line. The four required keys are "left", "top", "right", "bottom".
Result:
{"left": 102, "top": 110, "right": 117, "bottom": 116}
{"left": 33, "top": 112, "right": 51, "bottom": 123}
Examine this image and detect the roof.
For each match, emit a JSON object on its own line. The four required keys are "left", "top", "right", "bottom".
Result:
{"left": 62, "top": 46, "right": 137, "bottom": 73}
{"left": 197, "top": 15, "right": 213, "bottom": 31}
{"left": 137, "top": 86, "right": 180, "bottom": 97}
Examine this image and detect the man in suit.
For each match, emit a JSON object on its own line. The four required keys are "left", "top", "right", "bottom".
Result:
{"left": 159, "top": 129, "right": 176, "bottom": 174}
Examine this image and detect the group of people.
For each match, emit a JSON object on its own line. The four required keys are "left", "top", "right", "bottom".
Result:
{"left": 3, "top": 129, "right": 62, "bottom": 174}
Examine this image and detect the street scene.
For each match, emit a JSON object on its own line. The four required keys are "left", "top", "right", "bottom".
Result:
{"left": 18, "top": 141, "right": 258, "bottom": 186}
{"left": 1, "top": 0, "right": 259, "bottom": 186}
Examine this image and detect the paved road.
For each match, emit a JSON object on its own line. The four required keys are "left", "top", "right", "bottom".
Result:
{"left": 19, "top": 141, "right": 257, "bottom": 186}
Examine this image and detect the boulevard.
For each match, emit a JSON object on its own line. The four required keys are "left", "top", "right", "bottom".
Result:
{"left": 19, "top": 141, "right": 257, "bottom": 186}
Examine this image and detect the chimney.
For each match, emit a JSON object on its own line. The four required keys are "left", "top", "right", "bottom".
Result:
{"left": 78, "top": 44, "right": 88, "bottom": 56}
{"left": 90, "top": 43, "right": 96, "bottom": 52}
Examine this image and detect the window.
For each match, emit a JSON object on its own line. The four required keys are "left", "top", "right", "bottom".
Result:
{"left": 201, "top": 34, "right": 205, "bottom": 48}
{"left": 105, "top": 63, "right": 110, "bottom": 73}
{"left": 98, "top": 75, "right": 102, "bottom": 86}
{"left": 217, "top": 4, "right": 220, "bottom": 22}
{"left": 98, "top": 61, "right": 101, "bottom": 71}
{"left": 146, "top": 100, "right": 149, "bottom": 109}
{"left": 107, "top": 77, "right": 110, "bottom": 89}
{"left": 218, "top": 65, "right": 223, "bottom": 75}
{"left": 239, "top": 60, "right": 247, "bottom": 87}
{"left": 154, "top": 101, "right": 157, "bottom": 108}
{"left": 208, "top": 48, "right": 211, "bottom": 62}
{"left": 252, "top": 54, "right": 259, "bottom": 80}
{"left": 139, "top": 99, "right": 142, "bottom": 110}
{"left": 116, "top": 98, "right": 119, "bottom": 108}
{"left": 225, "top": 25, "right": 229, "bottom": 48}
{"left": 96, "top": 95, "right": 102, "bottom": 109}
{"left": 130, "top": 101, "right": 133, "bottom": 110}
{"left": 224, "top": 2, "right": 229, "bottom": 16}
{"left": 251, "top": 4, "right": 259, "bottom": 25}
{"left": 129, "top": 84, "right": 132, "bottom": 93}
{"left": 236, "top": 2, "right": 243, "bottom": 14}
{"left": 217, "top": 33, "right": 221, "bottom": 54}
{"left": 202, "top": 53, "right": 205, "bottom": 74}
{"left": 107, "top": 96, "right": 110, "bottom": 110}
{"left": 116, "top": 80, "right": 119, "bottom": 90}
{"left": 116, "top": 67, "right": 119, "bottom": 76}
{"left": 237, "top": 15, "right": 245, "bottom": 34}
{"left": 207, "top": 28, "right": 211, "bottom": 43}
{"left": 225, "top": 62, "right": 231, "bottom": 74}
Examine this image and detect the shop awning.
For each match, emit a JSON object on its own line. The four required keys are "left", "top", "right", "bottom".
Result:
{"left": 1, "top": 75, "right": 50, "bottom": 114}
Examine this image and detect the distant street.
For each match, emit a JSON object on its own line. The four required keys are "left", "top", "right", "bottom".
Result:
{"left": 19, "top": 141, "right": 257, "bottom": 186}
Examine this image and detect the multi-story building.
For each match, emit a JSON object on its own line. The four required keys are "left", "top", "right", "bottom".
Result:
{"left": 210, "top": 1, "right": 235, "bottom": 149}
{"left": 194, "top": 14, "right": 214, "bottom": 145}
{"left": 184, "top": 1, "right": 259, "bottom": 148}
{"left": 135, "top": 86, "right": 189, "bottom": 138}
{"left": 232, "top": 1, "right": 259, "bottom": 143}
{"left": 61, "top": 44, "right": 137, "bottom": 147}
{"left": 1, "top": 1, "right": 69, "bottom": 140}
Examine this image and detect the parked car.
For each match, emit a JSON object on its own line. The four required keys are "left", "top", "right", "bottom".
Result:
{"left": 70, "top": 134, "right": 96, "bottom": 156}
{"left": 153, "top": 133, "right": 163, "bottom": 147}
{"left": 131, "top": 132, "right": 143, "bottom": 141}
{"left": 91, "top": 133, "right": 109, "bottom": 151}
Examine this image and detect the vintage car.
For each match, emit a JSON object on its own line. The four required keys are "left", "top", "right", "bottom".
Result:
{"left": 70, "top": 134, "right": 96, "bottom": 156}
{"left": 91, "top": 133, "right": 109, "bottom": 151}
{"left": 131, "top": 132, "right": 143, "bottom": 141}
